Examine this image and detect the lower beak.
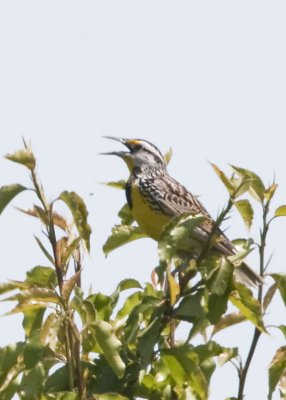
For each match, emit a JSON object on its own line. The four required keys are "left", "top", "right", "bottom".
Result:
{"left": 100, "top": 150, "right": 129, "bottom": 158}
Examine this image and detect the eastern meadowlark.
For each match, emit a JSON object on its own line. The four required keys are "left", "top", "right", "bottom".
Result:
{"left": 103, "top": 136, "right": 262, "bottom": 286}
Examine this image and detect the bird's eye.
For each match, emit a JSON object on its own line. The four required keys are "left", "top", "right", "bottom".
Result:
{"left": 133, "top": 144, "right": 142, "bottom": 152}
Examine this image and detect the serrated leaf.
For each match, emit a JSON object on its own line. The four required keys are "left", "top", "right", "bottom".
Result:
{"left": 210, "top": 163, "right": 235, "bottom": 194}
{"left": 94, "top": 321, "right": 125, "bottom": 379}
{"left": 264, "top": 183, "right": 278, "bottom": 202}
{"left": 62, "top": 271, "right": 81, "bottom": 303}
{"left": 103, "top": 225, "right": 147, "bottom": 256}
{"left": 0, "top": 184, "right": 27, "bottom": 215}
{"left": 102, "top": 180, "right": 126, "bottom": 190}
{"left": 233, "top": 199, "right": 254, "bottom": 230}
{"left": 5, "top": 148, "right": 36, "bottom": 171}
{"left": 59, "top": 191, "right": 92, "bottom": 251}
{"left": 268, "top": 346, "right": 286, "bottom": 400}
{"left": 230, "top": 283, "right": 265, "bottom": 331}
{"left": 118, "top": 203, "right": 134, "bottom": 225}
{"left": 275, "top": 205, "right": 286, "bottom": 217}
{"left": 26, "top": 266, "right": 57, "bottom": 289}
{"left": 212, "top": 312, "right": 246, "bottom": 336}
{"left": 230, "top": 165, "right": 265, "bottom": 202}
{"left": 158, "top": 213, "right": 205, "bottom": 264}
{"left": 164, "top": 147, "right": 173, "bottom": 165}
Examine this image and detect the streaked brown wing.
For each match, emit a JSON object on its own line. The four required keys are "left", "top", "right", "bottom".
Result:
{"left": 140, "top": 174, "right": 236, "bottom": 256}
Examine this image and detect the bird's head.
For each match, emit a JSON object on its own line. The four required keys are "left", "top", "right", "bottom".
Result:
{"left": 102, "top": 136, "right": 166, "bottom": 173}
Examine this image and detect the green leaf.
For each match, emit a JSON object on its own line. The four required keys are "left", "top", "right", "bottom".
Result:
{"left": 22, "top": 308, "right": 46, "bottom": 337}
{"left": 264, "top": 183, "right": 278, "bottom": 202}
{"left": 230, "top": 283, "right": 265, "bottom": 331}
{"left": 44, "top": 366, "right": 70, "bottom": 393}
{"left": 59, "top": 191, "right": 92, "bottom": 251}
{"left": 268, "top": 346, "right": 286, "bottom": 400}
{"left": 118, "top": 203, "right": 134, "bottom": 225}
{"left": 0, "top": 343, "right": 24, "bottom": 385}
{"left": 61, "top": 237, "right": 81, "bottom": 266}
{"left": 87, "top": 293, "right": 114, "bottom": 321}
{"left": 175, "top": 291, "right": 205, "bottom": 322}
{"left": 275, "top": 205, "right": 286, "bottom": 217}
{"left": 167, "top": 271, "right": 180, "bottom": 305}
{"left": 3, "top": 288, "right": 60, "bottom": 304}
{"left": 210, "top": 163, "right": 235, "bottom": 194}
{"left": 230, "top": 165, "right": 265, "bottom": 202}
{"left": 62, "top": 271, "right": 81, "bottom": 304}
{"left": 4, "top": 302, "right": 48, "bottom": 316}
{"left": 103, "top": 225, "right": 147, "bottom": 256}
{"left": 138, "top": 313, "right": 163, "bottom": 368}
{"left": 0, "top": 184, "right": 27, "bottom": 215}
{"left": 158, "top": 213, "right": 205, "bottom": 264}
{"left": 26, "top": 266, "right": 57, "bottom": 289}
{"left": 271, "top": 274, "right": 286, "bottom": 307}
{"left": 116, "top": 291, "right": 142, "bottom": 325}
{"left": 115, "top": 278, "right": 142, "bottom": 293}
{"left": 210, "top": 259, "right": 234, "bottom": 296}
{"left": 34, "top": 236, "right": 55, "bottom": 265}
{"left": 233, "top": 199, "right": 254, "bottom": 230}
{"left": 20, "top": 363, "right": 46, "bottom": 400}
{"left": 95, "top": 395, "right": 129, "bottom": 400}
{"left": 94, "top": 321, "right": 125, "bottom": 379}
{"left": 40, "top": 312, "right": 62, "bottom": 350}
{"left": 102, "top": 180, "right": 126, "bottom": 190}
{"left": 0, "top": 281, "right": 26, "bottom": 295}
{"left": 5, "top": 148, "right": 36, "bottom": 171}
{"left": 207, "top": 293, "right": 229, "bottom": 324}
{"left": 161, "top": 346, "right": 207, "bottom": 398}
{"left": 217, "top": 347, "right": 238, "bottom": 366}
{"left": 212, "top": 312, "right": 246, "bottom": 336}
{"left": 263, "top": 282, "right": 278, "bottom": 312}
{"left": 164, "top": 147, "right": 173, "bottom": 165}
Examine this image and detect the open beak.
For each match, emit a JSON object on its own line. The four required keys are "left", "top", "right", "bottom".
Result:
{"left": 100, "top": 136, "right": 130, "bottom": 158}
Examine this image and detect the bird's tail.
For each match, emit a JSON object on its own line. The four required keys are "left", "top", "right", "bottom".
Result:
{"left": 234, "top": 262, "right": 263, "bottom": 287}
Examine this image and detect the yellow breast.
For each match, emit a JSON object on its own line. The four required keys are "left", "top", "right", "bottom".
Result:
{"left": 131, "top": 185, "right": 170, "bottom": 241}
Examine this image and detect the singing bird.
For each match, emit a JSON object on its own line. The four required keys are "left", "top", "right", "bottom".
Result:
{"left": 103, "top": 137, "right": 262, "bottom": 286}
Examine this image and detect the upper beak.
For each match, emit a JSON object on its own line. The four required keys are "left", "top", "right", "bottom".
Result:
{"left": 100, "top": 136, "right": 130, "bottom": 158}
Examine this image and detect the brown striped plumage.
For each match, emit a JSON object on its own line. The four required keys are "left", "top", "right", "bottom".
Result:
{"left": 104, "top": 137, "right": 262, "bottom": 286}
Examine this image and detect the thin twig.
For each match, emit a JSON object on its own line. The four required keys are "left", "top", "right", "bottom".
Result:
{"left": 237, "top": 200, "right": 269, "bottom": 399}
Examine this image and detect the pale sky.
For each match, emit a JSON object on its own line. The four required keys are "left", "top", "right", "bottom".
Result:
{"left": 1, "top": 1, "right": 286, "bottom": 399}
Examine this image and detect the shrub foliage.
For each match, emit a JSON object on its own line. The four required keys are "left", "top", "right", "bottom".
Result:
{"left": 0, "top": 143, "right": 286, "bottom": 399}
